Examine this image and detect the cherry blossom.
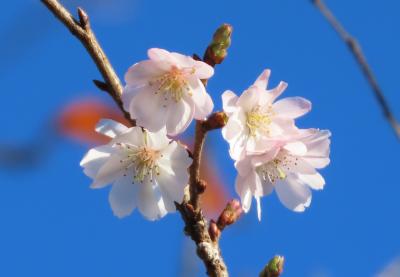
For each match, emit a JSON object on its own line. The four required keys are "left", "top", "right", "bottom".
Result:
{"left": 222, "top": 69, "right": 311, "bottom": 160}
{"left": 122, "top": 48, "right": 214, "bottom": 136}
{"left": 235, "top": 129, "right": 331, "bottom": 220}
{"left": 80, "top": 119, "right": 191, "bottom": 220}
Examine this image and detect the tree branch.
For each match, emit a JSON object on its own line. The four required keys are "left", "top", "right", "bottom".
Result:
{"left": 41, "top": 0, "right": 134, "bottom": 126}
{"left": 179, "top": 25, "right": 233, "bottom": 276}
{"left": 42, "top": 3, "right": 232, "bottom": 274}
{"left": 311, "top": 0, "right": 400, "bottom": 139}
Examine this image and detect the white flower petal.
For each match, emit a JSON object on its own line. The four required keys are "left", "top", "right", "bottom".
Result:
{"left": 146, "top": 128, "right": 170, "bottom": 150}
{"left": 268, "top": 81, "right": 288, "bottom": 102}
{"left": 256, "top": 196, "right": 262, "bottom": 221}
{"left": 236, "top": 86, "right": 260, "bottom": 111}
{"left": 112, "top": 126, "right": 144, "bottom": 146}
{"left": 303, "top": 157, "right": 330, "bottom": 169}
{"left": 253, "top": 69, "right": 271, "bottom": 89}
{"left": 235, "top": 156, "right": 252, "bottom": 177}
{"left": 187, "top": 77, "right": 214, "bottom": 119}
{"left": 222, "top": 113, "right": 244, "bottom": 142}
{"left": 137, "top": 176, "right": 168, "bottom": 220}
{"left": 166, "top": 99, "right": 195, "bottom": 136}
{"left": 95, "top": 119, "right": 128, "bottom": 139}
{"left": 283, "top": 141, "right": 307, "bottom": 156}
{"left": 129, "top": 86, "right": 168, "bottom": 132}
{"left": 222, "top": 90, "right": 239, "bottom": 115}
{"left": 80, "top": 145, "right": 113, "bottom": 179}
{"left": 288, "top": 158, "right": 317, "bottom": 175}
{"left": 301, "top": 129, "right": 331, "bottom": 169}
{"left": 273, "top": 97, "right": 311, "bottom": 119}
{"left": 235, "top": 174, "right": 252, "bottom": 213}
{"left": 298, "top": 172, "right": 325, "bottom": 190}
{"left": 156, "top": 166, "right": 189, "bottom": 212}
{"left": 109, "top": 172, "right": 138, "bottom": 218}
{"left": 169, "top": 52, "right": 196, "bottom": 67}
{"left": 91, "top": 152, "right": 127, "bottom": 189}
{"left": 193, "top": 60, "right": 214, "bottom": 79}
{"left": 275, "top": 175, "right": 312, "bottom": 212}
{"left": 229, "top": 133, "right": 247, "bottom": 160}
{"left": 147, "top": 48, "right": 175, "bottom": 64}
{"left": 124, "top": 60, "right": 166, "bottom": 86}
{"left": 303, "top": 129, "right": 331, "bottom": 157}
{"left": 158, "top": 141, "right": 191, "bottom": 171}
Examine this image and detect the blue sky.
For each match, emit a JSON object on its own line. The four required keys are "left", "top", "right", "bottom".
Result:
{"left": 1, "top": 0, "right": 399, "bottom": 276}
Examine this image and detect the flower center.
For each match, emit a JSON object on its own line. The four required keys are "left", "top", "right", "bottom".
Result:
{"left": 256, "top": 153, "right": 298, "bottom": 184}
{"left": 245, "top": 105, "right": 273, "bottom": 137}
{"left": 117, "top": 143, "right": 160, "bottom": 182}
{"left": 149, "top": 66, "right": 195, "bottom": 103}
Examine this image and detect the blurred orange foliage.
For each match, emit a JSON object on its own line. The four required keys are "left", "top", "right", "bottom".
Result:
{"left": 57, "top": 98, "right": 130, "bottom": 144}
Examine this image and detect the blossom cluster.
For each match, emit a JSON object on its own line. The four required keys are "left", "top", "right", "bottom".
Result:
{"left": 222, "top": 70, "right": 331, "bottom": 220}
{"left": 80, "top": 48, "right": 330, "bottom": 221}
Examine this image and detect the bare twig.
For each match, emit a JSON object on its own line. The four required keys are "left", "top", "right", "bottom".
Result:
{"left": 41, "top": 0, "right": 134, "bottom": 126}
{"left": 311, "top": 0, "right": 400, "bottom": 139}
{"left": 188, "top": 112, "right": 227, "bottom": 209}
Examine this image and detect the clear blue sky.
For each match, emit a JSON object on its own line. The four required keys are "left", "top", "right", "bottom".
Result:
{"left": 1, "top": 0, "right": 399, "bottom": 276}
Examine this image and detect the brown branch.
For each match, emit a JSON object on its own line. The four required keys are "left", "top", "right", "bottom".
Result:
{"left": 178, "top": 25, "right": 233, "bottom": 276}
{"left": 41, "top": 0, "right": 134, "bottom": 126}
{"left": 42, "top": 4, "right": 231, "bottom": 274}
{"left": 176, "top": 202, "right": 228, "bottom": 277}
{"left": 311, "top": 0, "right": 400, "bottom": 139}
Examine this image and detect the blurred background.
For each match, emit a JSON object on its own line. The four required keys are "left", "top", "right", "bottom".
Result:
{"left": 1, "top": 0, "right": 399, "bottom": 276}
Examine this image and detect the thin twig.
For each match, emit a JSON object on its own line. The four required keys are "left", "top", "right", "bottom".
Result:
{"left": 189, "top": 121, "right": 208, "bottom": 209}
{"left": 311, "top": 0, "right": 400, "bottom": 139}
{"left": 41, "top": 0, "right": 134, "bottom": 126}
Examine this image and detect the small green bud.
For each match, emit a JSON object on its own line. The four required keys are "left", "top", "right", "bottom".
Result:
{"left": 259, "top": 255, "right": 285, "bottom": 277}
{"left": 212, "top": 24, "right": 233, "bottom": 46}
{"left": 204, "top": 23, "right": 233, "bottom": 66}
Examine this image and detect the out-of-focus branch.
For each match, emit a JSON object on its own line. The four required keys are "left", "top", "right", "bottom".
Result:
{"left": 311, "top": 0, "right": 400, "bottom": 139}
{"left": 41, "top": 0, "right": 134, "bottom": 126}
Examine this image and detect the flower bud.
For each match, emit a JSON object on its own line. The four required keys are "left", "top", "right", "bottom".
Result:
{"left": 217, "top": 199, "right": 242, "bottom": 229}
{"left": 208, "top": 220, "right": 221, "bottom": 241}
{"left": 204, "top": 24, "right": 233, "bottom": 66}
{"left": 203, "top": 112, "right": 228, "bottom": 131}
{"left": 259, "top": 255, "right": 285, "bottom": 277}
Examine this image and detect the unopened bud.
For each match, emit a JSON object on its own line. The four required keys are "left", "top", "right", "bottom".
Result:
{"left": 203, "top": 112, "right": 228, "bottom": 131}
{"left": 204, "top": 24, "right": 233, "bottom": 66}
{"left": 217, "top": 199, "right": 242, "bottom": 229}
{"left": 212, "top": 24, "right": 233, "bottom": 45}
{"left": 208, "top": 220, "right": 221, "bottom": 241}
{"left": 196, "top": 179, "right": 207, "bottom": 194}
{"left": 77, "top": 7, "right": 90, "bottom": 29}
{"left": 259, "top": 256, "right": 285, "bottom": 277}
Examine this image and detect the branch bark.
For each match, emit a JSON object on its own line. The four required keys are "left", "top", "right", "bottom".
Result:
{"left": 311, "top": 0, "right": 400, "bottom": 139}
{"left": 41, "top": 0, "right": 134, "bottom": 126}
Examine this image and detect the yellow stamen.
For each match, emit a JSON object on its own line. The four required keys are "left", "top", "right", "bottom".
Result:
{"left": 149, "top": 66, "right": 195, "bottom": 103}
{"left": 246, "top": 105, "right": 273, "bottom": 136}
